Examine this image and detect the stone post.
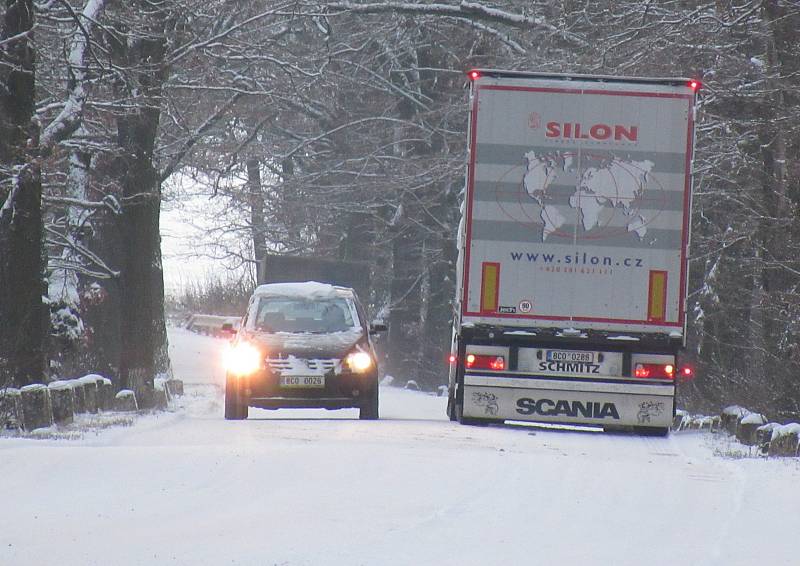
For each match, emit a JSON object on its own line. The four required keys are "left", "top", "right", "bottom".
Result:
{"left": 20, "top": 384, "right": 53, "bottom": 431}
{"left": 0, "top": 388, "right": 22, "bottom": 429}
{"left": 78, "top": 376, "right": 99, "bottom": 413}
{"left": 72, "top": 382, "right": 87, "bottom": 413}
{"left": 114, "top": 389, "right": 138, "bottom": 412}
{"left": 48, "top": 381, "right": 75, "bottom": 425}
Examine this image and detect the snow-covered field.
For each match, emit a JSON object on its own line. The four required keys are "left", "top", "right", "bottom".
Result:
{"left": 2, "top": 328, "right": 798, "bottom": 565}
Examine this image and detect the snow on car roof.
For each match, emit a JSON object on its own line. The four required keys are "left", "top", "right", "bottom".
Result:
{"left": 252, "top": 281, "right": 353, "bottom": 300}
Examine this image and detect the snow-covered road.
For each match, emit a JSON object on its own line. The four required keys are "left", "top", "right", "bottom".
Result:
{"left": 2, "top": 328, "right": 798, "bottom": 565}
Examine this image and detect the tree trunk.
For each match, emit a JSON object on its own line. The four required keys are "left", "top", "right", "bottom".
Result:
{"left": 0, "top": 0, "right": 46, "bottom": 388}
{"left": 247, "top": 157, "right": 267, "bottom": 265}
{"left": 109, "top": 22, "right": 171, "bottom": 399}
{"left": 387, "top": 214, "right": 424, "bottom": 384}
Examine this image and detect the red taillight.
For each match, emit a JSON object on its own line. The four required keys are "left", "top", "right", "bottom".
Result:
{"left": 468, "top": 70, "right": 480, "bottom": 81}
{"left": 448, "top": 354, "right": 457, "bottom": 364}
{"left": 634, "top": 363, "right": 675, "bottom": 379}
{"left": 689, "top": 80, "right": 701, "bottom": 92}
{"left": 465, "top": 354, "right": 505, "bottom": 371}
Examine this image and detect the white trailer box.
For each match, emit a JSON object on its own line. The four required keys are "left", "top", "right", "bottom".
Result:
{"left": 449, "top": 70, "right": 699, "bottom": 434}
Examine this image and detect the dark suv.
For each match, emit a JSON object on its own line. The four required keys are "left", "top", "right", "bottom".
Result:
{"left": 224, "top": 282, "right": 385, "bottom": 420}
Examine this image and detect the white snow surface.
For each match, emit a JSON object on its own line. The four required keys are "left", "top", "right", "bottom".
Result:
{"left": 1, "top": 327, "right": 799, "bottom": 565}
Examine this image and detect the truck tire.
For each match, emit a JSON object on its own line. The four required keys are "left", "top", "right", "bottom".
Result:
{"left": 635, "top": 426, "right": 669, "bottom": 437}
{"left": 446, "top": 388, "right": 457, "bottom": 421}
{"left": 224, "top": 374, "right": 247, "bottom": 420}
{"left": 359, "top": 385, "right": 379, "bottom": 420}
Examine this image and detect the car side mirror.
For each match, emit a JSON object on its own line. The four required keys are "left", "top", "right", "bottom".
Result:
{"left": 369, "top": 322, "right": 387, "bottom": 335}
{"left": 221, "top": 322, "right": 237, "bottom": 338}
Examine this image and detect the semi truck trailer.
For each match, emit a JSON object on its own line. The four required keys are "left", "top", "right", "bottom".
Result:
{"left": 447, "top": 70, "right": 700, "bottom": 435}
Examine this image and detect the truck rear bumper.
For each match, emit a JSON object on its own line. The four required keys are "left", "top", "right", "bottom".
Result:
{"left": 462, "top": 375, "right": 674, "bottom": 427}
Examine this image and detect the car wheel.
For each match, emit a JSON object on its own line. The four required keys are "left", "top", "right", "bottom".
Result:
{"left": 224, "top": 374, "right": 247, "bottom": 420}
{"left": 359, "top": 385, "right": 379, "bottom": 420}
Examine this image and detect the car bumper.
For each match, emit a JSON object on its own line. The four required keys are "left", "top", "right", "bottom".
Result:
{"left": 248, "top": 396, "right": 364, "bottom": 410}
{"left": 236, "top": 371, "right": 377, "bottom": 409}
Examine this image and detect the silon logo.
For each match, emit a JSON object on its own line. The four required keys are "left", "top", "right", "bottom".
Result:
{"left": 546, "top": 122, "right": 638, "bottom": 142}
{"left": 529, "top": 112, "right": 541, "bottom": 129}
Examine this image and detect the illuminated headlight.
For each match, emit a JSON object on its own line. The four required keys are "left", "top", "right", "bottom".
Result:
{"left": 346, "top": 351, "right": 373, "bottom": 373}
{"left": 225, "top": 342, "right": 262, "bottom": 376}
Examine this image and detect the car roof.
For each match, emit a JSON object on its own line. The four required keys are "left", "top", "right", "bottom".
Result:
{"left": 252, "top": 281, "right": 356, "bottom": 300}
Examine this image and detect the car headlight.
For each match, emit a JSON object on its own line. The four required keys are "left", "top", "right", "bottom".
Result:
{"left": 346, "top": 351, "right": 373, "bottom": 373}
{"left": 225, "top": 342, "right": 262, "bottom": 376}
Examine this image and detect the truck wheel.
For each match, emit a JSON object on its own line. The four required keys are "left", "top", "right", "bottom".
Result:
{"left": 635, "top": 426, "right": 669, "bottom": 437}
{"left": 446, "top": 388, "right": 457, "bottom": 421}
{"left": 359, "top": 386, "right": 379, "bottom": 420}
{"left": 224, "top": 374, "right": 247, "bottom": 420}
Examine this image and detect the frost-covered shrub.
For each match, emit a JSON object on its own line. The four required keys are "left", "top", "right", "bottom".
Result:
{"left": 49, "top": 301, "right": 85, "bottom": 342}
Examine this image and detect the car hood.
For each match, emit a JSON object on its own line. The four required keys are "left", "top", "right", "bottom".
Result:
{"left": 244, "top": 328, "right": 364, "bottom": 358}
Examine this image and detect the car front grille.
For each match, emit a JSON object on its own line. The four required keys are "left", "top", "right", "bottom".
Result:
{"left": 266, "top": 358, "right": 338, "bottom": 373}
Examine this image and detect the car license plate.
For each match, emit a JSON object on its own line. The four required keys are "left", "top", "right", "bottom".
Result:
{"left": 279, "top": 375, "right": 325, "bottom": 388}
{"left": 545, "top": 350, "right": 595, "bottom": 363}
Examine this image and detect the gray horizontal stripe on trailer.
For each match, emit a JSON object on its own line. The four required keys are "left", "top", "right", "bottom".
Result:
{"left": 475, "top": 143, "right": 689, "bottom": 174}
{"left": 470, "top": 208, "right": 684, "bottom": 232}
{"left": 464, "top": 375, "right": 675, "bottom": 396}
{"left": 474, "top": 165, "right": 688, "bottom": 193}
{"left": 473, "top": 181, "right": 688, "bottom": 211}
{"left": 470, "top": 220, "right": 683, "bottom": 250}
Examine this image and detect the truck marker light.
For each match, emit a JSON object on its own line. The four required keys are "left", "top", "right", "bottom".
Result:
{"left": 647, "top": 270, "right": 668, "bottom": 322}
{"left": 448, "top": 354, "right": 457, "bottom": 364}
{"left": 689, "top": 80, "right": 701, "bottom": 91}
{"left": 468, "top": 70, "right": 480, "bottom": 80}
{"left": 480, "top": 262, "right": 500, "bottom": 313}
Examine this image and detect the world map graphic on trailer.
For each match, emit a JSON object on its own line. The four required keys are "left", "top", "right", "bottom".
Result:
{"left": 519, "top": 150, "right": 657, "bottom": 243}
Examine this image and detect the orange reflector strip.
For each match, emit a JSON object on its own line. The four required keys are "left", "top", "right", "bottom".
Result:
{"left": 480, "top": 262, "right": 500, "bottom": 313}
{"left": 647, "top": 270, "right": 668, "bottom": 322}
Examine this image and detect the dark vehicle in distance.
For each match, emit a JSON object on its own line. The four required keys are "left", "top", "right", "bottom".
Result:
{"left": 224, "top": 281, "right": 385, "bottom": 420}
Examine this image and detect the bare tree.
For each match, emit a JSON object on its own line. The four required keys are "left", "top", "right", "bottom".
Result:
{"left": 0, "top": 0, "right": 46, "bottom": 388}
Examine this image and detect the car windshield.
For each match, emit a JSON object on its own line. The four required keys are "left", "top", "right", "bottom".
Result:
{"left": 250, "top": 296, "right": 358, "bottom": 333}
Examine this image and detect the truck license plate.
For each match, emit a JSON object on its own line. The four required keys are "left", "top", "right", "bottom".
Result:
{"left": 279, "top": 375, "right": 325, "bottom": 388}
{"left": 546, "top": 350, "right": 595, "bottom": 363}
